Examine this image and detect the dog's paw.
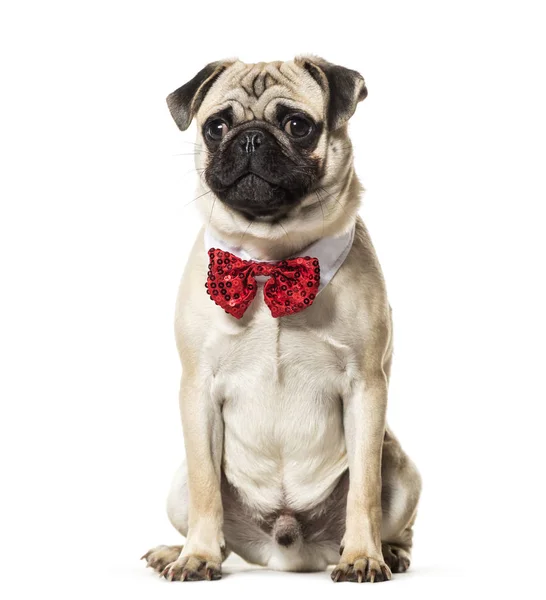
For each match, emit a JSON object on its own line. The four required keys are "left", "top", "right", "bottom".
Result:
{"left": 331, "top": 555, "right": 391, "bottom": 583}
{"left": 161, "top": 554, "right": 222, "bottom": 582}
{"left": 382, "top": 543, "right": 411, "bottom": 573}
{"left": 141, "top": 545, "right": 183, "bottom": 574}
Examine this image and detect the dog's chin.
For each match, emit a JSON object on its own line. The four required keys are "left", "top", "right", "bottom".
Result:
{"left": 213, "top": 174, "right": 302, "bottom": 221}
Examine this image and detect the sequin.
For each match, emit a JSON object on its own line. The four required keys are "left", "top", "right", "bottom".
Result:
{"left": 206, "top": 248, "right": 320, "bottom": 319}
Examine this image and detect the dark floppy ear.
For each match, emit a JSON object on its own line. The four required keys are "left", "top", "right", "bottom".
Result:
{"left": 166, "top": 61, "right": 232, "bottom": 131}
{"left": 296, "top": 56, "right": 368, "bottom": 131}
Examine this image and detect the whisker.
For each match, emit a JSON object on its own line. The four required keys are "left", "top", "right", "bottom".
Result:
{"left": 278, "top": 221, "right": 292, "bottom": 248}
{"left": 208, "top": 196, "right": 217, "bottom": 227}
{"left": 314, "top": 190, "right": 326, "bottom": 237}
{"left": 172, "top": 152, "right": 206, "bottom": 157}
{"left": 238, "top": 219, "right": 253, "bottom": 247}
{"left": 318, "top": 186, "right": 350, "bottom": 220}
{"left": 184, "top": 167, "right": 206, "bottom": 175}
{"left": 183, "top": 189, "right": 212, "bottom": 207}
{"left": 315, "top": 188, "right": 332, "bottom": 219}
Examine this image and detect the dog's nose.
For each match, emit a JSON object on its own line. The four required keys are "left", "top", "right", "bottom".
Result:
{"left": 239, "top": 130, "right": 264, "bottom": 154}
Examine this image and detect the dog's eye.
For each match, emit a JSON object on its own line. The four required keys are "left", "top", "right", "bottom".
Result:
{"left": 205, "top": 119, "right": 229, "bottom": 142}
{"left": 284, "top": 116, "right": 312, "bottom": 138}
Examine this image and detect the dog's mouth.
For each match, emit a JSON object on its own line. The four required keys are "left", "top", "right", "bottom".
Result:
{"left": 231, "top": 172, "right": 281, "bottom": 192}
{"left": 210, "top": 172, "right": 303, "bottom": 220}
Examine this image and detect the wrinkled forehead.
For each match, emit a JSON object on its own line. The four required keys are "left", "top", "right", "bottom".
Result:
{"left": 198, "top": 60, "right": 325, "bottom": 124}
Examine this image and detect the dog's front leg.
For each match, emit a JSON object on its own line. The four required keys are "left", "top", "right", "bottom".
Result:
{"left": 332, "top": 365, "right": 391, "bottom": 583}
{"left": 162, "top": 375, "right": 225, "bottom": 582}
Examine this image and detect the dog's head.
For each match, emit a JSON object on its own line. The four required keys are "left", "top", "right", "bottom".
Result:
{"left": 167, "top": 57, "right": 367, "bottom": 253}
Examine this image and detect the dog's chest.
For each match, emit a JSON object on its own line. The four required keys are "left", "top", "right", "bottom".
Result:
{"left": 206, "top": 299, "right": 353, "bottom": 514}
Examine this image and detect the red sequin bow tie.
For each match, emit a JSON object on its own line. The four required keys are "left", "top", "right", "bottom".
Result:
{"left": 205, "top": 248, "right": 321, "bottom": 318}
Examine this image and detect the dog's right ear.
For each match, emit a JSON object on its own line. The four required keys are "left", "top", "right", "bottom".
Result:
{"left": 166, "top": 61, "right": 232, "bottom": 131}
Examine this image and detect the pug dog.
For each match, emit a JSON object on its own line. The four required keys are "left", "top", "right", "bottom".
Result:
{"left": 142, "top": 57, "right": 421, "bottom": 583}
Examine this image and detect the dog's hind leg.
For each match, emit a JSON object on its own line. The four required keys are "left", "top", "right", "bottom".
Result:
{"left": 143, "top": 462, "right": 271, "bottom": 576}
{"left": 142, "top": 462, "right": 230, "bottom": 578}
{"left": 141, "top": 545, "right": 183, "bottom": 574}
{"left": 141, "top": 464, "right": 191, "bottom": 576}
{"left": 380, "top": 429, "right": 421, "bottom": 573}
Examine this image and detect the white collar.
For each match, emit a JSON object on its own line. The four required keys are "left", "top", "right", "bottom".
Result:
{"left": 204, "top": 226, "right": 355, "bottom": 293}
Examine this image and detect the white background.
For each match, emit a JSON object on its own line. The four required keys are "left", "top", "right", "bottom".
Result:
{"left": 1, "top": 1, "right": 545, "bottom": 598}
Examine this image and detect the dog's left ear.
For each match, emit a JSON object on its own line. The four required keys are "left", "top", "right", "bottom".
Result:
{"left": 167, "top": 60, "right": 234, "bottom": 131}
{"left": 296, "top": 56, "right": 368, "bottom": 131}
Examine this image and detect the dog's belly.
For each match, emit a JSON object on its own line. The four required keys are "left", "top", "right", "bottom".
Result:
{"left": 209, "top": 308, "right": 351, "bottom": 516}
{"left": 221, "top": 389, "right": 347, "bottom": 515}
